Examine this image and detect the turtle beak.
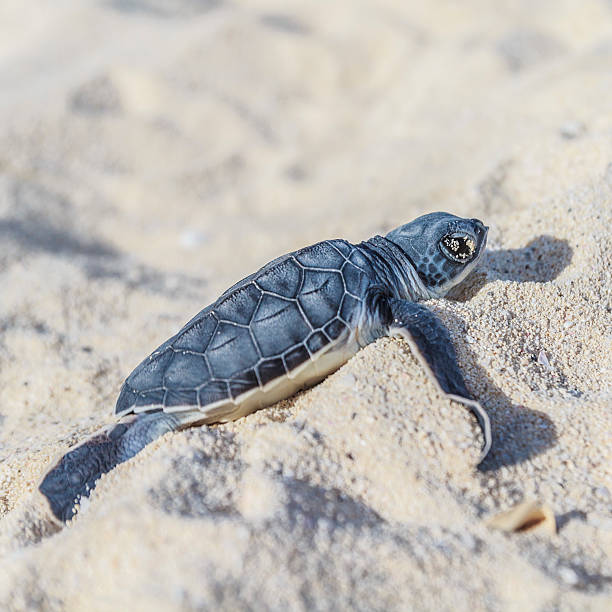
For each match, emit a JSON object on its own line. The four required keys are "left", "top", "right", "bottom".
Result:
{"left": 471, "top": 218, "right": 488, "bottom": 234}
{"left": 471, "top": 219, "right": 489, "bottom": 250}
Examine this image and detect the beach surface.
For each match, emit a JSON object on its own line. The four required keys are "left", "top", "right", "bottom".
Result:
{"left": 0, "top": 1, "right": 611, "bottom": 609}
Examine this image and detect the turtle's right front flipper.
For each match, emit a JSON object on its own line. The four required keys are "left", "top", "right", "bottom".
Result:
{"left": 39, "top": 411, "right": 202, "bottom": 523}
{"left": 384, "top": 299, "right": 492, "bottom": 464}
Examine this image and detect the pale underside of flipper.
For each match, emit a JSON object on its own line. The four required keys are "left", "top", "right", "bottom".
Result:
{"left": 386, "top": 299, "right": 492, "bottom": 463}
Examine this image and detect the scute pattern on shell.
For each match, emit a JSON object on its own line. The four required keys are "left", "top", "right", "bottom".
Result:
{"left": 115, "top": 240, "right": 374, "bottom": 416}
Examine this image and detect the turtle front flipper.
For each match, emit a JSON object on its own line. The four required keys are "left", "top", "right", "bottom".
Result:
{"left": 39, "top": 411, "right": 202, "bottom": 523}
{"left": 384, "top": 299, "right": 492, "bottom": 464}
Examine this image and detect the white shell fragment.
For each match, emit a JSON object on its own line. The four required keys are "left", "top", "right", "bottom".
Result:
{"left": 537, "top": 350, "right": 551, "bottom": 369}
{"left": 486, "top": 500, "right": 557, "bottom": 535}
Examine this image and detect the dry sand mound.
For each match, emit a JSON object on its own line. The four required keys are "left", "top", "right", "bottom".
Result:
{"left": 0, "top": 1, "right": 611, "bottom": 610}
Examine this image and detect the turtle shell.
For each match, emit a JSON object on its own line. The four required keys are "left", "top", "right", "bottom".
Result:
{"left": 115, "top": 240, "right": 375, "bottom": 418}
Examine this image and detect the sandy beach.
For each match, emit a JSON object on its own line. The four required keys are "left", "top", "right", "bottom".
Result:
{"left": 0, "top": 1, "right": 611, "bottom": 609}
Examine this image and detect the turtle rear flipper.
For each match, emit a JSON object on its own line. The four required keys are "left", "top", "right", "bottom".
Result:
{"left": 39, "top": 411, "right": 201, "bottom": 523}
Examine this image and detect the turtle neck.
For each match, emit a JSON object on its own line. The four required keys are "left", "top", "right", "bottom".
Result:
{"left": 357, "top": 235, "right": 434, "bottom": 301}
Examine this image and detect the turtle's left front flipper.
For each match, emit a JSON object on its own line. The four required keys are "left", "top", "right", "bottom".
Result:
{"left": 385, "top": 299, "right": 492, "bottom": 463}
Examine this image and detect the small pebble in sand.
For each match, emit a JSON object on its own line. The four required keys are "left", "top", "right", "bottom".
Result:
{"left": 559, "top": 120, "right": 586, "bottom": 140}
{"left": 558, "top": 566, "right": 579, "bottom": 586}
{"left": 179, "top": 229, "right": 209, "bottom": 249}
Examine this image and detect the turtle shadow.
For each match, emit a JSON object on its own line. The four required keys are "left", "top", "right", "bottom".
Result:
{"left": 442, "top": 235, "right": 569, "bottom": 467}
{"left": 443, "top": 311, "right": 558, "bottom": 471}
{"left": 450, "top": 235, "right": 573, "bottom": 301}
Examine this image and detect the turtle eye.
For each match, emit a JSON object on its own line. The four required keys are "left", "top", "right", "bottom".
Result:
{"left": 440, "top": 233, "right": 476, "bottom": 263}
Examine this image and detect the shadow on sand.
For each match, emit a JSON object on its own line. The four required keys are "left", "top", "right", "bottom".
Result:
{"left": 448, "top": 235, "right": 573, "bottom": 471}
{"left": 450, "top": 235, "right": 573, "bottom": 302}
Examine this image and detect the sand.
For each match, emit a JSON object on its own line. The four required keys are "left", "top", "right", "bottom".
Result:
{"left": 0, "top": 0, "right": 611, "bottom": 610}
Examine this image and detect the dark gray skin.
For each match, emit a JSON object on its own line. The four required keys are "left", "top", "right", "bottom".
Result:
{"left": 39, "top": 213, "right": 490, "bottom": 523}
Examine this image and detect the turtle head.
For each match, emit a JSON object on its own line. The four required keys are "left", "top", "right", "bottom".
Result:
{"left": 386, "top": 212, "right": 488, "bottom": 298}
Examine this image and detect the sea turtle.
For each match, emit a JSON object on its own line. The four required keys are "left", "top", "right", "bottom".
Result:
{"left": 39, "top": 212, "right": 491, "bottom": 523}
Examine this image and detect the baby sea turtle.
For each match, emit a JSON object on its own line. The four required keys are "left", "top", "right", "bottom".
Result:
{"left": 39, "top": 212, "right": 491, "bottom": 522}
